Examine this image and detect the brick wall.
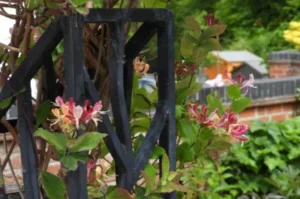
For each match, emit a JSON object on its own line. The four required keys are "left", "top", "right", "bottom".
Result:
{"left": 269, "top": 50, "right": 300, "bottom": 78}
{"left": 237, "top": 101, "right": 300, "bottom": 126}
{"left": 0, "top": 135, "right": 60, "bottom": 193}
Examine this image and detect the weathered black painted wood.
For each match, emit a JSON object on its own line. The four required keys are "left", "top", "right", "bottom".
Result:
{"left": 17, "top": 84, "right": 40, "bottom": 199}
{"left": 0, "top": 17, "right": 63, "bottom": 118}
{"left": 41, "top": 54, "right": 57, "bottom": 102}
{"left": 83, "top": 69, "right": 128, "bottom": 170}
{"left": 109, "top": 21, "right": 134, "bottom": 190}
{"left": 124, "top": 22, "right": 157, "bottom": 114}
{"left": 85, "top": 9, "right": 170, "bottom": 23}
{"left": 157, "top": 11, "right": 176, "bottom": 199}
{"left": 133, "top": 106, "right": 167, "bottom": 182}
{"left": 0, "top": 9, "right": 176, "bottom": 199}
{"left": 62, "top": 14, "right": 88, "bottom": 199}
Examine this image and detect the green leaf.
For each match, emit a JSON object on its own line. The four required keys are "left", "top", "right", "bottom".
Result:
{"left": 185, "top": 16, "right": 201, "bottom": 32}
{"left": 264, "top": 157, "right": 285, "bottom": 171}
{"left": 134, "top": 134, "right": 144, "bottom": 154}
{"left": 161, "top": 152, "right": 170, "bottom": 182}
{"left": 192, "top": 47, "right": 210, "bottom": 65}
{"left": 150, "top": 146, "right": 165, "bottom": 159}
{"left": 76, "top": 7, "right": 89, "bottom": 15}
{"left": 187, "top": 83, "right": 202, "bottom": 97}
{"left": 45, "top": 0, "right": 61, "bottom": 8}
{"left": 176, "top": 143, "right": 194, "bottom": 162}
{"left": 230, "top": 97, "right": 252, "bottom": 113}
{"left": 206, "top": 94, "right": 225, "bottom": 115}
{"left": 60, "top": 156, "right": 78, "bottom": 171}
{"left": 288, "top": 147, "right": 300, "bottom": 160}
{"left": 176, "top": 88, "right": 188, "bottom": 104}
{"left": 131, "top": 118, "right": 151, "bottom": 134}
{"left": 250, "top": 120, "right": 266, "bottom": 132}
{"left": 200, "top": 38, "right": 222, "bottom": 51}
{"left": 34, "top": 129, "right": 67, "bottom": 153}
{"left": 180, "top": 35, "right": 197, "bottom": 59}
{"left": 70, "top": 153, "right": 88, "bottom": 163}
{"left": 266, "top": 122, "right": 281, "bottom": 143}
{"left": 0, "top": 97, "right": 12, "bottom": 109}
{"left": 106, "top": 188, "right": 132, "bottom": 199}
{"left": 69, "top": 132, "right": 106, "bottom": 152}
{"left": 36, "top": 100, "right": 51, "bottom": 127}
{"left": 209, "top": 139, "right": 232, "bottom": 150}
{"left": 141, "top": 165, "right": 156, "bottom": 195}
{"left": 176, "top": 75, "right": 196, "bottom": 89}
{"left": 25, "top": 0, "right": 43, "bottom": 10}
{"left": 88, "top": 186, "right": 105, "bottom": 198}
{"left": 142, "top": 0, "right": 166, "bottom": 8}
{"left": 175, "top": 105, "right": 184, "bottom": 119}
{"left": 69, "top": 0, "right": 89, "bottom": 7}
{"left": 200, "top": 25, "right": 227, "bottom": 40}
{"left": 177, "top": 119, "right": 197, "bottom": 141}
{"left": 41, "top": 171, "right": 65, "bottom": 199}
{"left": 226, "top": 85, "right": 241, "bottom": 100}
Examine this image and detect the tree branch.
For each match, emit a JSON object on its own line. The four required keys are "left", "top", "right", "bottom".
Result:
{"left": 0, "top": 42, "right": 21, "bottom": 53}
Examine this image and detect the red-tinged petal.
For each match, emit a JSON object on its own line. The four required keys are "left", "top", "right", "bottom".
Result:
{"left": 93, "top": 101, "right": 103, "bottom": 112}
{"left": 68, "top": 98, "right": 75, "bottom": 109}
{"left": 87, "top": 159, "right": 97, "bottom": 179}
{"left": 190, "top": 64, "right": 196, "bottom": 73}
{"left": 229, "top": 124, "right": 248, "bottom": 137}
{"left": 224, "top": 69, "right": 235, "bottom": 84}
{"left": 241, "top": 74, "right": 254, "bottom": 89}
{"left": 238, "top": 136, "right": 248, "bottom": 141}
{"left": 55, "top": 96, "right": 64, "bottom": 107}
{"left": 236, "top": 73, "right": 245, "bottom": 85}
{"left": 73, "top": 106, "right": 83, "bottom": 119}
{"left": 188, "top": 104, "right": 202, "bottom": 121}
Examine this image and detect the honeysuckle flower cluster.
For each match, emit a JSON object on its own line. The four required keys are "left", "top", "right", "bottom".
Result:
{"left": 50, "top": 96, "right": 104, "bottom": 135}
{"left": 224, "top": 69, "right": 256, "bottom": 95}
{"left": 188, "top": 104, "right": 248, "bottom": 142}
{"left": 175, "top": 61, "right": 196, "bottom": 79}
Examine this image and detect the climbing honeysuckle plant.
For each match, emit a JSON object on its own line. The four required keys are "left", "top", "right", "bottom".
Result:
{"left": 34, "top": 97, "right": 107, "bottom": 199}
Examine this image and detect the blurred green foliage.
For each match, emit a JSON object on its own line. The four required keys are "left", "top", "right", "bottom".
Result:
{"left": 167, "top": 0, "right": 299, "bottom": 62}
{"left": 216, "top": 117, "right": 300, "bottom": 198}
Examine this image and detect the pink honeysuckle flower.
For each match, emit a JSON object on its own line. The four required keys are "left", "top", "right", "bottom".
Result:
{"left": 224, "top": 69, "right": 256, "bottom": 95}
{"left": 87, "top": 159, "right": 97, "bottom": 181}
{"left": 188, "top": 104, "right": 219, "bottom": 127}
{"left": 228, "top": 124, "right": 248, "bottom": 142}
{"left": 175, "top": 61, "right": 197, "bottom": 79}
{"left": 52, "top": 96, "right": 104, "bottom": 130}
{"left": 216, "top": 109, "right": 238, "bottom": 130}
{"left": 73, "top": 106, "right": 83, "bottom": 129}
{"left": 204, "top": 13, "right": 222, "bottom": 26}
{"left": 54, "top": 96, "right": 64, "bottom": 107}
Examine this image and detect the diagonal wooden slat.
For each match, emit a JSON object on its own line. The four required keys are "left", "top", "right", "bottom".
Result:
{"left": 83, "top": 69, "right": 128, "bottom": 171}
{"left": 132, "top": 106, "right": 167, "bottom": 184}
{"left": 0, "top": 17, "right": 63, "bottom": 119}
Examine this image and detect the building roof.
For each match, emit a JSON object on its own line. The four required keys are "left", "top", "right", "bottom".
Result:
{"left": 212, "top": 50, "right": 268, "bottom": 75}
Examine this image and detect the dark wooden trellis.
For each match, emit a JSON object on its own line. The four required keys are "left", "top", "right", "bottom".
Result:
{"left": 0, "top": 9, "right": 175, "bottom": 199}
